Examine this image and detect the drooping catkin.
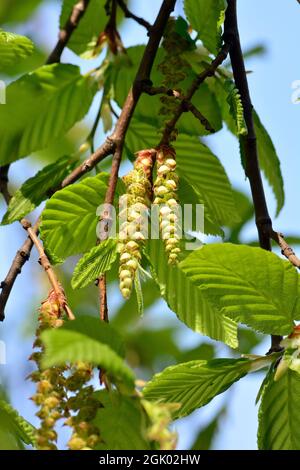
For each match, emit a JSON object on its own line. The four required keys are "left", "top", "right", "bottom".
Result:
{"left": 65, "top": 362, "right": 100, "bottom": 450}
{"left": 153, "top": 145, "right": 181, "bottom": 264}
{"left": 30, "top": 290, "right": 68, "bottom": 450}
{"left": 118, "top": 149, "right": 155, "bottom": 299}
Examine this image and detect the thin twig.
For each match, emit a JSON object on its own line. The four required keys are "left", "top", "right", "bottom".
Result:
{"left": 225, "top": 0, "right": 281, "bottom": 352}
{"left": 159, "top": 43, "right": 231, "bottom": 145}
{"left": 46, "top": 0, "right": 91, "bottom": 64}
{"left": 117, "top": 0, "right": 151, "bottom": 31}
{"left": 144, "top": 85, "right": 215, "bottom": 132}
{"left": 271, "top": 231, "right": 300, "bottom": 269}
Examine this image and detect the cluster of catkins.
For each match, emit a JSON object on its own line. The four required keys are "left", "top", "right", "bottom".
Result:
{"left": 153, "top": 145, "right": 181, "bottom": 265}
{"left": 30, "top": 290, "right": 68, "bottom": 450}
{"left": 118, "top": 149, "right": 155, "bottom": 299}
{"left": 118, "top": 145, "right": 181, "bottom": 297}
{"left": 30, "top": 290, "right": 99, "bottom": 450}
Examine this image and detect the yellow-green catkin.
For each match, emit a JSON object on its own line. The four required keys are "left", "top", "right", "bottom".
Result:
{"left": 118, "top": 149, "right": 155, "bottom": 299}
{"left": 65, "top": 362, "right": 100, "bottom": 450}
{"left": 30, "top": 290, "right": 68, "bottom": 450}
{"left": 154, "top": 145, "right": 181, "bottom": 264}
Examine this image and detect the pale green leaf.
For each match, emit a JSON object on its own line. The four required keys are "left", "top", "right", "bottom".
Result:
{"left": 184, "top": 0, "right": 226, "bottom": 55}
{"left": 40, "top": 173, "right": 109, "bottom": 263}
{"left": 41, "top": 329, "right": 135, "bottom": 388}
{"left": 0, "top": 30, "right": 34, "bottom": 71}
{"left": 143, "top": 358, "right": 250, "bottom": 418}
{"left": 1, "top": 156, "right": 77, "bottom": 225}
{"left": 180, "top": 243, "right": 300, "bottom": 335}
{"left": 72, "top": 238, "right": 118, "bottom": 289}
{"left": 147, "top": 239, "right": 238, "bottom": 348}
{"left": 258, "top": 369, "right": 300, "bottom": 450}
{"left": 0, "top": 64, "right": 97, "bottom": 165}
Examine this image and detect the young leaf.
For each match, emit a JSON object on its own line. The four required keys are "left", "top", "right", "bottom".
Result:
{"left": 225, "top": 81, "right": 247, "bottom": 136}
{"left": 0, "top": 63, "right": 97, "bottom": 165}
{"left": 147, "top": 239, "right": 238, "bottom": 348}
{"left": 60, "top": 0, "right": 107, "bottom": 58}
{"left": 1, "top": 156, "right": 78, "bottom": 225}
{"left": 258, "top": 369, "right": 300, "bottom": 450}
{"left": 184, "top": 0, "right": 226, "bottom": 55}
{"left": 93, "top": 391, "right": 150, "bottom": 450}
{"left": 0, "top": 30, "right": 34, "bottom": 71}
{"left": 40, "top": 329, "right": 135, "bottom": 389}
{"left": 40, "top": 173, "right": 109, "bottom": 263}
{"left": 253, "top": 110, "right": 285, "bottom": 216}
{"left": 134, "top": 270, "right": 144, "bottom": 316}
{"left": 180, "top": 243, "right": 300, "bottom": 335}
{"left": 0, "top": 399, "right": 36, "bottom": 447}
{"left": 72, "top": 238, "right": 118, "bottom": 289}
{"left": 143, "top": 358, "right": 251, "bottom": 419}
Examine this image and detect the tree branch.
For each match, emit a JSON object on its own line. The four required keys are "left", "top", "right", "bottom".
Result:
{"left": 144, "top": 85, "right": 215, "bottom": 133}
{"left": 46, "top": 0, "right": 91, "bottom": 64}
{"left": 159, "top": 43, "right": 231, "bottom": 145}
{"left": 271, "top": 231, "right": 300, "bottom": 268}
{"left": 225, "top": 0, "right": 281, "bottom": 352}
{"left": 117, "top": 0, "right": 151, "bottom": 31}
{"left": 0, "top": 0, "right": 91, "bottom": 321}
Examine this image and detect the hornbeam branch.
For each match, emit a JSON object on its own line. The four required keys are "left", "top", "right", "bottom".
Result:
{"left": 225, "top": 0, "right": 281, "bottom": 352}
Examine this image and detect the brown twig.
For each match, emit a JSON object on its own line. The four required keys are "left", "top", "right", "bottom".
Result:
{"left": 117, "top": 0, "right": 151, "bottom": 31}
{"left": 271, "top": 231, "right": 300, "bottom": 269}
{"left": 159, "top": 42, "right": 231, "bottom": 145}
{"left": 225, "top": 0, "right": 282, "bottom": 352}
{"left": 46, "top": 0, "right": 91, "bottom": 64}
{"left": 144, "top": 85, "right": 215, "bottom": 133}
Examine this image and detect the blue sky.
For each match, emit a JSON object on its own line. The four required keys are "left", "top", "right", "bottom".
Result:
{"left": 0, "top": 0, "right": 299, "bottom": 450}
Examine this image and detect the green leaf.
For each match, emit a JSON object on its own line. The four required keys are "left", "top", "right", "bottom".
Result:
{"left": 143, "top": 358, "right": 250, "bottom": 419}
{"left": 180, "top": 243, "right": 300, "bottom": 335}
{"left": 0, "top": 399, "right": 36, "bottom": 447}
{"left": 134, "top": 270, "right": 144, "bottom": 316}
{"left": 147, "top": 239, "right": 238, "bottom": 348}
{"left": 126, "top": 120, "right": 238, "bottom": 227}
{"left": 72, "top": 239, "right": 118, "bottom": 289}
{"left": 59, "top": 315, "right": 125, "bottom": 358}
{"left": 225, "top": 81, "right": 247, "bottom": 136}
{"left": 0, "top": 30, "right": 34, "bottom": 71}
{"left": 2, "top": 156, "right": 78, "bottom": 225}
{"left": 41, "top": 328, "right": 135, "bottom": 389}
{"left": 253, "top": 110, "right": 285, "bottom": 216}
{"left": 0, "top": 63, "right": 97, "bottom": 165}
{"left": 175, "top": 134, "right": 239, "bottom": 226}
{"left": 258, "top": 369, "right": 300, "bottom": 450}
{"left": 40, "top": 173, "right": 109, "bottom": 263}
{"left": 93, "top": 391, "right": 150, "bottom": 450}
{"left": 184, "top": 0, "right": 226, "bottom": 55}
